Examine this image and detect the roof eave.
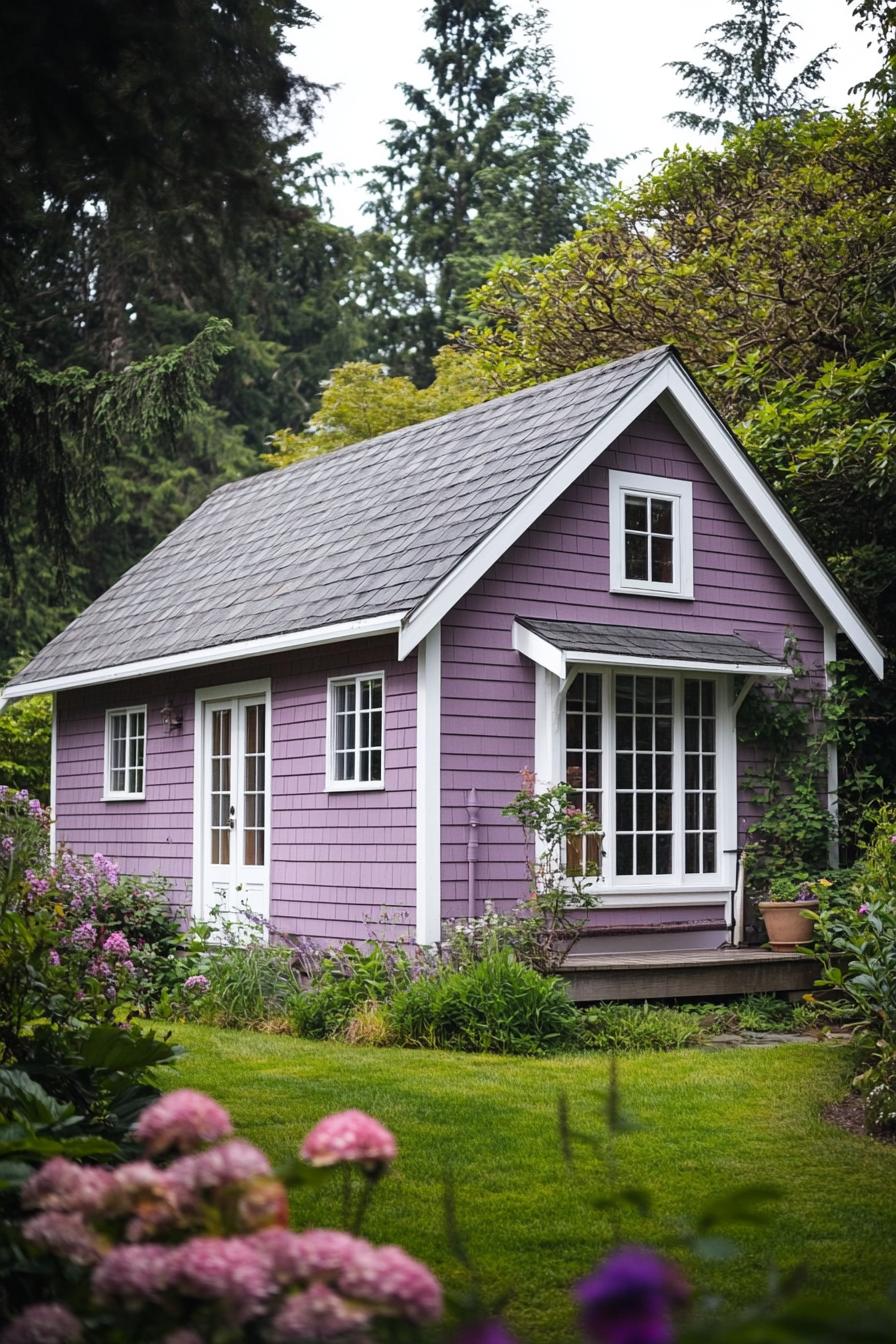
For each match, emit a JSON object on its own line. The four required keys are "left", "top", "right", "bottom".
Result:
{"left": 0, "top": 611, "right": 408, "bottom": 705}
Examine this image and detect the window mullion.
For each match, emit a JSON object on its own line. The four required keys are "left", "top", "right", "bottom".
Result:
{"left": 604, "top": 669, "right": 615, "bottom": 884}
{"left": 672, "top": 674, "right": 684, "bottom": 884}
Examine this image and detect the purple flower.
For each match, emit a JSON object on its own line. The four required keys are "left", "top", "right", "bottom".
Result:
{"left": 92, "top": 853, "right": 120, "bottom": 886}
{"left": 28, "top": 798, "right": 43, "bottom": 816}
{"left": 183, "top": 974, "right": 210, "bottom": 993}
{"left": 24, "top": 869, "right": 49, "bottom": 896}
{"left": 48, "top": 949, "right": 61, "bottom": 966}
{"left": 795, "top": 883, "right": 814, "bottom": 903}
{"left": 1, "top": 837, "right": 13, "bottom": 859}
{"left": 70, "top": 922, "right": 96, "bottom": 950}
{"left": 0, "top": 1303, "right": 82, "bottom": 1344}
{"left": 300, "top": 1109, "right": 397, "bottom": 1172}
{"left": 859, "top": 903, "right": 870, "bottom": 915}
{"left": 14, "top": 789, "right": 29, "bottom": 803}
{"left": 454, "top": 1324, "right": 522, "bottom": 1344}
{"left": 102, "top": 931, "right": 131, "bottom": 958}
{"left": 574, "top": 1247, "right": 690, "bottom": 1344}
{"left": 134, "top": 1089, "right": 233, "bottom": 1156}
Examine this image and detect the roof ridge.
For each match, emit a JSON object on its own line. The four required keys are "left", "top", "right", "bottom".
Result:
{"left": 215, "top": 345, "right": 673, "bottom": 500}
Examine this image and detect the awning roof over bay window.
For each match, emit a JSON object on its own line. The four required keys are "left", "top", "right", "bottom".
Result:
{"left": 512, "top": 618, "right": 793, "bottom": 680}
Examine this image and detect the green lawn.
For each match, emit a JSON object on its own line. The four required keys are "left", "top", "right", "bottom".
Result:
{"left": 162, "top": 1027, "right": 896, "bottom": 1342}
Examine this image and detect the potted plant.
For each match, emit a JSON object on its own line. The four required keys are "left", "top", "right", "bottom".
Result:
{"left": 758, "top": 876, "right": 822, "bottom": 952}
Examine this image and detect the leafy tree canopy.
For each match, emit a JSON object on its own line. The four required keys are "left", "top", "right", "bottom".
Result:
{"left": 667, "top": 0, "right": 835, "bottom": 136}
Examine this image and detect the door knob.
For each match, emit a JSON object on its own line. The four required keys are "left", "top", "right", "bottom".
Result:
{"left": 229, "top": 804, "right": 235, "bottom": 830}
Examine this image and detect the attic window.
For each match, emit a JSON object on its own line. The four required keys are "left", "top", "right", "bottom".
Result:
{"left": 104, "top": 706, "right": 146, "bottom": 800}
{"left": 608, "top": 470, "right": 694, "bottom": 600}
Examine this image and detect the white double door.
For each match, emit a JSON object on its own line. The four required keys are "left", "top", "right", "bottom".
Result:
{"left": 200, "top": 691, "right": 269, "bottom": 927}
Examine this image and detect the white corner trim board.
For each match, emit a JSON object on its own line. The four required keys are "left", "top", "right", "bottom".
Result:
{"left": 415, "top": 624, "right": 442, "bottom": 945}
{"left": 2, "top": 612, "right": 408, "bottom": 703}
{"left": 396, "top": 352, "right": 884, "bottom": 679}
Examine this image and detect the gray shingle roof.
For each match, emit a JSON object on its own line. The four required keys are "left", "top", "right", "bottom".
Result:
{"left": 9, "top": 347, "right": 673, "bottom": 688}
{"left": 517, "top": 618, "right": 786, "bottom": 669}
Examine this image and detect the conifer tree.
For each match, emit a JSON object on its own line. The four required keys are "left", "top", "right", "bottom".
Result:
{"left": 667, "top": 0, "right": 835, "bottom": 136}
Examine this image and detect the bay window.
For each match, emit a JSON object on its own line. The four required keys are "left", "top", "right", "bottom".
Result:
{"left": 563, "top": 669, "right": 725, "bottom": 887}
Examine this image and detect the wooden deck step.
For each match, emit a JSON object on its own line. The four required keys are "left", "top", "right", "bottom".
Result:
{"left": 559, "top": 946, "right": 819, "bottom": 1002}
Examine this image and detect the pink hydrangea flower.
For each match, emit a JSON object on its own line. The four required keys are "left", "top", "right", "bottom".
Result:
{"left": 300, "top": 1110, "right": 397, "bottom": 1171}
{"left": 102, "top": 931, "right": 131, "bottom": 958}
{"left": 0, "top": 1303, "right": 82, "bottom": 1344}
{"left": 92, "top": 1243, "right": 177, "bottom": 1306}
{"left": 69, "top": 922, "right": 96, "bottom": 950}
{"left": 104, "top": 1161, "right": 187, "bottom": 1238}
{"left": 23, "top": 1212, "right": 102, "bottom": 1265}
{"left": 170, "top": 1236, "right": 272, "bottom": 1322}
{"left": 134, "top": 1089, "right": 233, "bottom": 1156}
{"left": 252, "top": 1227, "right": 367, "bottom": 1285}
{"left": 183, "top": 974, "right": 210, "bottom": 993}
{"left": 21, "top": 1157, "right": 112, "bottom": 1215}
{"left": 339, "top": 1244, "right": 443, "bottom": 1323}
{"left": 169, "top": 1138, "right": 272, "bottom": 1194}
{"left": 235, "top": 1176, "right": 289, "bottom": 1232}
{"left": 270, "top": 1283, "right": 372, "bottom": 1341}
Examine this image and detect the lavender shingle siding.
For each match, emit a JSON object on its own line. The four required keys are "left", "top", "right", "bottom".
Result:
{"left": 439, "top": 408, "right": 824, "bottom": 928}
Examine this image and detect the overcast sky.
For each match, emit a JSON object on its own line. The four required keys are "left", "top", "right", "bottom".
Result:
{"left": 295, "top": 0, "right": 877, "bottom": 227}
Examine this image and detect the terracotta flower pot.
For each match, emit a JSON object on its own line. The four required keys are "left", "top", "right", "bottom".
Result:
{"left": 758, "top": 899, "right": 819, "bottom": 952}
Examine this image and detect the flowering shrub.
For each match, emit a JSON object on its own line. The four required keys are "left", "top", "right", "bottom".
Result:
{"left": 4, "top": 1088, "right": 443, "bottom": 1342}
{"left": 812, "top": 805, "right": 896, "bottom": 1134}
{"left": 501, "top": 777, "right": 604, "bottom": 973}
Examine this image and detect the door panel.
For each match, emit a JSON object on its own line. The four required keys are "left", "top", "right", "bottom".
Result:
{"left": 201, "top": 695, "right": 269, "bottom": 928}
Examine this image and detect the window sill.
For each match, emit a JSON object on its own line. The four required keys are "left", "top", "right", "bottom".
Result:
{"left": 609, "top": 584, "right": 694, "bottom": 601}
{"left": 102, "top": 792, "right": 146, "bottom": 803}
{"left": 324, "top": 780, "right": 385, "bottom": 794}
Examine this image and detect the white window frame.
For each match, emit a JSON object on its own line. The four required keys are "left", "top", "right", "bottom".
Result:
{"left": 608, "top": 469, "right": 694, "bottom": 600}
{"left": 539, "top": 664, "right": 736, "bottom": 905}
{"left": 103, "top": 704, "right": 147, "bottom": 801}
{"left": 325, "top": 671, "right": 386, "bottom": 792}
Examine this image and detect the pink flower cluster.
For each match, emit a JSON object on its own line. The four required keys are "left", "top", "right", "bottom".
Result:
{"left": 134, "top": 1088, "right": 233, "bottom": 1156}
{"left": 8, "top": 1089, "right": 442, "bottom": 1342}
{"left": 300, "top": 1109, "right": 397, "bottom": 1171}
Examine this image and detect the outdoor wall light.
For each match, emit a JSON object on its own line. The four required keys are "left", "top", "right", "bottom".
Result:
{"left": 159, "top": 699, "right": 183, "bottom": 731}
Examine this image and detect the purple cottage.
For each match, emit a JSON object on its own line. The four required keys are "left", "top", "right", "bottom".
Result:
{"left": 2, "top": 348, "right": 884, "bottom": 954}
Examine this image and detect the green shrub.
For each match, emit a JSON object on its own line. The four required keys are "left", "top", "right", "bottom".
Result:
{"left": 387, "top": 951, "right": 578, "bottom": 1055}
{"left": 290, "top": 940, "right": 435, "bottom": 1040}
{"left": 192, "top": 939, "right": 301, "bottom": 1029}
{"left": 577, "top": 1003, "right": 705, "bottom": 1052}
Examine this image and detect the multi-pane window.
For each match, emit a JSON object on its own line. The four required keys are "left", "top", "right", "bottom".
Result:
{"left": 609, "top": 470, "right": 693, "bottom": 599}
{"left": 684, "top": 680, "right": 717, "bottom": 874}
{"left": 615, "top": 675, "right": 674, "bottom": 876}
{"left": 209, "top": 706, "right": 232, "bottom": 865}
{"left": 564, "top": 671, "right": 603, "bottom": 875}
{"left": 105, "top": 707, "right": 146, "bottom": 798}
{"left": 562, "top": 671, "right": 721, "bottom": 884}
{"left": 328, "top": 674, "right": 384, "bottom": 788}
{"left": 623, "top": 494, "right": 674, "bottom": 585}
{"left": 243, "top": 703, "right": 266, "bottom": 866}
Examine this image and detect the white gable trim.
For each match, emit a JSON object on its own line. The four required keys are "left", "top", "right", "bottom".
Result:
{"left": 1, "top": 612, "right": 408, "bottom": 706}
{"left": 398, "top": 356, "right": 883, "bottom": 679}
{"left": 415, "top": 624, "right": 442, "bottom": 944}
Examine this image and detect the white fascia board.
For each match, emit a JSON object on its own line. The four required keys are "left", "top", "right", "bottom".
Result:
{"left": 397, "top": 354, "right": 883, "bottom": 680}
{"left": 398, "top": 361, "right": 674, "bottom": 660}
{"left": 562, "top": 651, "right": 792, "bottom": 677}
{"left": 1, "top": 612, "right": 408, "bottom": 702}
{"left": 512, "top": 621, "right": 566, "bottom": 678}
{"left": 656, "top": 370, "right": 885, "bottom": 679}
{"left": 415, "top": 624, "right": 442, "bottom": 945}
